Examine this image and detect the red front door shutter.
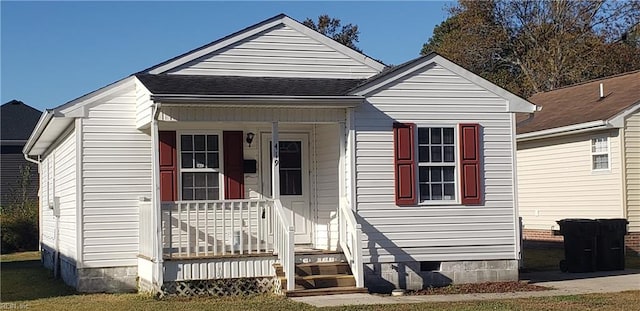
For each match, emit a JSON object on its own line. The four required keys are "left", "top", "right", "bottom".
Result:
{"left": 223, "top": 131, "right": 245, "bottom": 199}
{"left": 159, "top": 131, "right": 177, "bottom": 201}
{"left": 459, "top": 124, "right": 482, "bottom": 205}
{"left": 393, "top": 123, "right": 417, "bottom": 206}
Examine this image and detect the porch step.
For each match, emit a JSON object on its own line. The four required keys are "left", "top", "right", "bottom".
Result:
{"left": 275, "top": 260, "right": 367, "bottom": 297}
{"left": 284, "top": 286, "right": 368, "bottom": 297}
{"left": 294, "top": 250, "right": 346, "bottom": 264}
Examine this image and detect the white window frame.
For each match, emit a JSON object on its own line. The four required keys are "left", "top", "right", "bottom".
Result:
{"left": 177, "top": 131, "right": 224, "bottom": 201}
{"left": 590, "top": 135, "right": 611, "bottom": 172}
{"left": 416, "top": 125, "right": 460, "bottom": 205}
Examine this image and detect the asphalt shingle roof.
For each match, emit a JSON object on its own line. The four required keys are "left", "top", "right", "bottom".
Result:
{"left": 517, "top": 71, "right": 640, "bottom": 134}
{"left": 135, "top": 74, "right": 366, "bottom": 97}
{"left": 1, "top": 100, "right": 41, "bottom": 141}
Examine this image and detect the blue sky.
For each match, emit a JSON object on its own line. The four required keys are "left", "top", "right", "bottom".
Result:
{"left": 1, "top": 1, "right": 452, "bottom": 111}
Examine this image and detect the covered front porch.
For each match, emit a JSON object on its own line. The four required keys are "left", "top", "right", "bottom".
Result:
{"left": 137, "top": 100, "right": 363, "bottom": 294}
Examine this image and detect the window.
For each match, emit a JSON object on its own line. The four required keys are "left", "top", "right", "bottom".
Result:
{"left": 268, "top": 141, "right": 303, "bottom": 196}
{"left": 418, "top": 127, "right": 456, "bottom": 202}
{"left": 180, "top": 134, "right": 220, "bottom": 200}
{"left": 393, "top": 123, "right": 481, "bottom": 206}
{"left": 591, "top": 136, "right": 609, "bottom": 170}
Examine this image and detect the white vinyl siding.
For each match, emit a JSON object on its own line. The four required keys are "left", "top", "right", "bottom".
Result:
{"left": 40, "top": 155, "right": 55, "bottom": 250}
{"left": 355, "top": 64, "right": 517, "bottom": 262}
{"left": 625, "top": 111, "right": 640, "bottom": 233}
{"left": 314, "top": 124, "right": 340, "bottom": 250}
{"left": 39, "top": 128, "right": 77, "bottom": 260}
{"left": 170, "top": 24, "right": 379, "bottom": 79}
{"left": 135, "top": 78, "right": 153, "bottom": 129}
{"left": 82, "top": 86, "right": 153, "bottom": 268}
{"left": 517, "top": 130, "right": 623, "bottom": 231}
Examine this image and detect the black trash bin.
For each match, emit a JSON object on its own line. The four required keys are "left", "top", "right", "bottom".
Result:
{"left": 556, "top": 219, "right": 598, "bottom": 273}
{"left": 596, "top": 218, "right": 628, "bottom": 271}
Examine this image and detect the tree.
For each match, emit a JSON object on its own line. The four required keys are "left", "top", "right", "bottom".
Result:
{"left": 422, "top": 0, "right": 640, "bottom": 97}
{"left": 303, "top": 15, "right": 362, "bottom": 52}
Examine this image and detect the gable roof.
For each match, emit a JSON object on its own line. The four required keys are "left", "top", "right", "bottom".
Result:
{"left": 349, "top": 53, "right": 537, "bottom": 113}
{"left": 136, "top": 74, "right": 364, "bottom": 96}
{"left": 139, "top": 14, "right": 386, "bottom": 75}
{"left": 517, "top": 70, "right": 640, "bottom": 136}
{"left": 1, "top": 100, "right": 41, "bottom": 142}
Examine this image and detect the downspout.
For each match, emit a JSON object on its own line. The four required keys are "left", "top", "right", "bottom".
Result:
{"left": 151, "top": 102, "right": 163, "bottom": 291}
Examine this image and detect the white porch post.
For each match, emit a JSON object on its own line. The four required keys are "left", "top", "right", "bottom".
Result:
{"left": 151, "top": 104, "right": 163, "bottom": 290}
{"left": 271, "top": 122, "right": 280, "bottom": 200}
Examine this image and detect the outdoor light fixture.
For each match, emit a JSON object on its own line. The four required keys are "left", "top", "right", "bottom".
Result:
{"left": 246, "top": 132, "right": 255, "bottom": 146}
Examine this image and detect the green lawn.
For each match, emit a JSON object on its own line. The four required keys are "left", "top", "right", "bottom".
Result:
{"left": 2, "top": 251, "right": 640, "bottom": 310}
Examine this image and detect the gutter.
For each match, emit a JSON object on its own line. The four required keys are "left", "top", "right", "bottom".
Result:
{"left": 517, "top": 120, "right": 612, "bottom": 142}
{"left": 150, "top": 94, "right": 365, "bottom": 107}
{"left": 23, "top": 110, "right": 56, "bottom": 157}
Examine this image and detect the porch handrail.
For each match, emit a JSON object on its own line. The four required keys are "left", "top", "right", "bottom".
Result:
{"left": 161, "top": 199, "right": 273, "bottom": 258}
{"left": 338, "top": 196, "right": 364, "bottom": 288}
{"left": 272, "top": 199, "right": 295, "bottom": 291}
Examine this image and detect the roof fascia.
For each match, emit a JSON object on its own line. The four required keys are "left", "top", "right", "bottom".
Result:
{"left": 152, "top": 94, "right": 364, "bottom": 108}
{"left": 23, "top": 109, "right": 56, "bottom": 155}
{"left": 608, "top": 100, "right": 640, "bottom": 127}
{"left": 55, "top": 77, "right": 135, "bottom": 117}
{"left": 516, "top": 120, "right": 611, "bottom": 142}
{"left": 148, "top": 15, "right": 385, "bottom": 75}
{"left": 279, "top": 16, "right": 386, "bottom": 72}
{"left": 352, "top": 53, "right": 537, "bottom": 113}
{"left": 24, "top": 76, "right": 135, "bottom": 156}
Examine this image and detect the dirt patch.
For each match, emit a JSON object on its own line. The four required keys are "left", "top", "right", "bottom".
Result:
{"left": 407, "top": 281, "right": 550, "bottom": 295}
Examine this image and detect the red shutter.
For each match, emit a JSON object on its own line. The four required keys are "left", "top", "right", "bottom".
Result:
{"left": 223, "top": 131, "right": 245, "bottom": 199}
{"left": 459, "top": 124, "right": 482, "bottom": 205}
{"left": 159, "top": 131, "right": 177, "bottom": 201}
{"left": 393, "top": 123, "right": 417, "bottom": 206}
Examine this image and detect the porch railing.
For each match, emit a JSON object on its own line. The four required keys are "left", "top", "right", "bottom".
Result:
{"left": 338, "top": 197, "right": 364, "bottom": 287}
{"left": 160, "top": 199, "right": 273, "bottom": 258}
{"left": 271, "top": 199, "right": 295, "bottom": 291}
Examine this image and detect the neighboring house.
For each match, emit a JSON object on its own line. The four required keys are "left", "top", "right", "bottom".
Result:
{"left": 23, "top": 14, "right": 536, "bottom": 295}
{"left": 1, "top": 100, "right": 41, "bottom": 207}
{"left": 517, "top": 71, "right": 640, "bottom": 253}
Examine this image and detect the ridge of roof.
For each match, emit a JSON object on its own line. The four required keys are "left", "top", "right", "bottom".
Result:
{"left": 137, "top": 13, "right": 386, "bottom": 75}
{"left": 136, "top": 14, "right": 288, "bottom": 74}
{"left": 530, "top": 70, "right": 640, "bottom": 97}
{"left": 518, "top": 70, "right": 640, "bottom": 135}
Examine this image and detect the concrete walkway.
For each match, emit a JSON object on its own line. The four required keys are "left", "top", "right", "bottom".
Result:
{"left": 291, "top": 269, "right": 640, "bottom": 307}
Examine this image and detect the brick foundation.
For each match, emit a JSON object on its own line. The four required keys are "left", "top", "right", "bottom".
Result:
{"left": 523, "top": 229, "right": 640, "bottom": 254}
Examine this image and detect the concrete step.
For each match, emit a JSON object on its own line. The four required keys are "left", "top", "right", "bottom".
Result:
{"left": 284, "top": 286, "right": 368, "bottom": 297}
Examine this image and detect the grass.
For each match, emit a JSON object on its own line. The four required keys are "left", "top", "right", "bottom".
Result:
{"left": 2, "top": 250, "right": 640, "bottom": 310}
{"left": 0, "top": 251, "right": 76, "bottom": 301}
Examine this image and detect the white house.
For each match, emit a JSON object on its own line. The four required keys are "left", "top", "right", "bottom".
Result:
{"left": 24, "top": 14, "right": 536, "bottom": 296}
{"left": 517, "top": 71, "right": 640, "bottom": 253}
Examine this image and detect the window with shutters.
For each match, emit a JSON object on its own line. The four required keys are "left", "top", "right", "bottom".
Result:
{"left": 591, "top": 136, "right": 610, "bottom": 171}
{"left": 179, "top": 134, "right": 221, "bottom": 200}
{"left": 417, "top": 127, "right": 457, "bottom": 202}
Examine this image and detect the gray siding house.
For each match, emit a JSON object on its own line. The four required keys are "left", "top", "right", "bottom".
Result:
{"left": 1, "top": 100, "right": 41, "bottom": 207}
{"left": 24, "top": 14, "right": 536, "bottom": 296}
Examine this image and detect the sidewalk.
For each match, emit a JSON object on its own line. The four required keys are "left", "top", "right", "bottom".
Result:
{"left": 291, "top": 269, "right": 640, "bottom": 307}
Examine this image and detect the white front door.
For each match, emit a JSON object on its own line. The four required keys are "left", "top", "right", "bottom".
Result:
{"left": 261, "top": 133, "right": 312, "bottom": 245}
